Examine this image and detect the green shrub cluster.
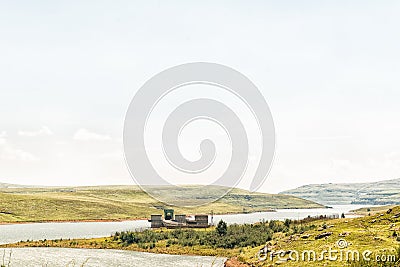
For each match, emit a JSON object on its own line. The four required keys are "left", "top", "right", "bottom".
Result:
{"left": 113, "top": 219, "right": 308, "bottom": 249}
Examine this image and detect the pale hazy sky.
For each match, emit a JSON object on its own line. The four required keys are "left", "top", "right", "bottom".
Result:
{"left": 0, "top": 1, "right": 400, "bottom": 193}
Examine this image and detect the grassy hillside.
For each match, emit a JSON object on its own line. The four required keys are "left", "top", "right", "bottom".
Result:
{"left": 280, "top": 178, "right": 400, "bottom": 206}
{"left": 238, "top": 206, "right": 400, "bottom": 266}
{"left": 351, "top": 205, "right": 396, "bottom": 216}
{"left": 0, "top": 185, "right": 323, "bottom": 223}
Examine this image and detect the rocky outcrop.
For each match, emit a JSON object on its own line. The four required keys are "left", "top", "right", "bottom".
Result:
{"left": 315, "top": 232, "right": 333, "bottom": 240}
{"left": 224, "top": 257, "right": 251, "bottom": 267}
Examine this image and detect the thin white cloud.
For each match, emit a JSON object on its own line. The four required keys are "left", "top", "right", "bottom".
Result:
{"left": 18, "top": 126, "right": 53, "bottom": 137}
{"left": 297, "top": 136, "right": 353, "bottom": 141}
{"left": 385, "top": 151, "right": 400, "bottom": 159}
{"left": 98, "top": 151, "right": 123, "bottom": 160}
{"left": 73, "top": 128, "right": 111, "bottom": 141}
{"left": 0, "top": 131, "right": 7, "bottom": 146}
{"left": 0, "top": 131, "right": 39, "bottom": 161}
{"left": 0, "top": 147, "right": 39, "bottom": 161}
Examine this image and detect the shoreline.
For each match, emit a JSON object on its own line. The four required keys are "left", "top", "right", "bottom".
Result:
{"left": 0, "top": 209, "right": 277, "bottom": 225}
{"left": 0, "top": 205, "right": 355, "bottom": 226}
{"left": 0, "top": 218, "right": 148, "bottom": 226}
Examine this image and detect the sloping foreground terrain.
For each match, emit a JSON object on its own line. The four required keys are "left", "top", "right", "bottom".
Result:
{"left": 235, "top": 206, "right": 400, "bottom": 266}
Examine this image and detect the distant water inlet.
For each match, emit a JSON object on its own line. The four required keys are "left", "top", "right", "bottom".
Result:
{"left": 211, "top": 205, "right": 366, "bottom": 225}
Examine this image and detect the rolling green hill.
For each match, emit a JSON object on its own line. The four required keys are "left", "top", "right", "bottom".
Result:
{"left": 280, "top": 178, "right": 400, "bottom": 206}
{"left": 0, "top": 184, "right": 324, "bottom": 223}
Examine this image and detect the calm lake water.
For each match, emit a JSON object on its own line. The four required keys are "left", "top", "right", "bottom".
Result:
{"left": 0, "top": 247, "right": 226, "bottom": 267}
{"left": 0, "top": 205, "right": 372, "bottom": 266}
{"left": 212, "top": 204, "right": 367, "bottom": 225}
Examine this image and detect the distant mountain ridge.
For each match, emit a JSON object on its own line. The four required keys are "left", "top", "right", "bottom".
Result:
{"left": 0, "top": 182, "right": 28, "bottom": 188}
{"left": 280, "top": 178, "right": 400, "bottom": 205}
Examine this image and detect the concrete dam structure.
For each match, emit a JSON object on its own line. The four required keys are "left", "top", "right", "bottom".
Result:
{"left": 149, "top": 209, "right": 210, "bottom": 229}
